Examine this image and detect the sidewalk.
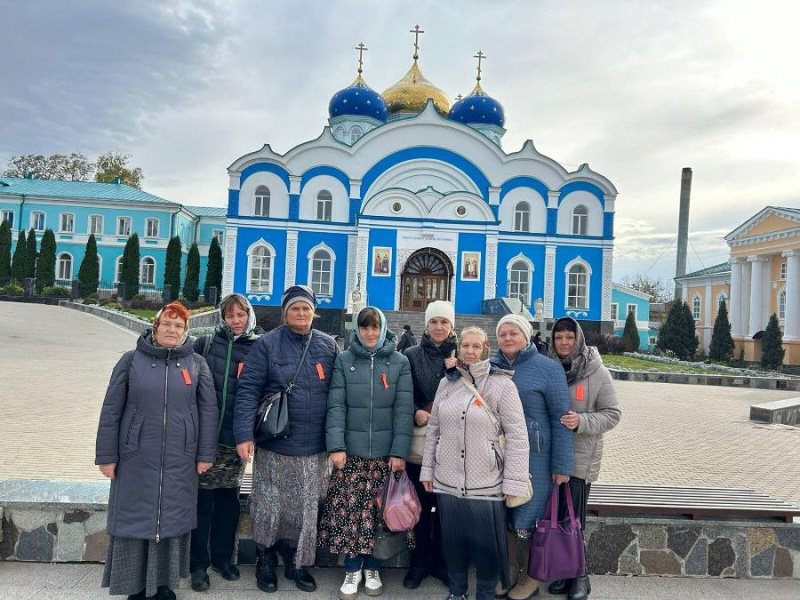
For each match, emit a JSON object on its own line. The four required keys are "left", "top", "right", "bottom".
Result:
{"left": 0, "top": 563, "right": 797, "bottom": 600}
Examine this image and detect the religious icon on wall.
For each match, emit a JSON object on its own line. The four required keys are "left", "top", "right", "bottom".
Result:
{"left": 461, "top": 251, "right": 481, "bottom": 281}
{"left": 372, "top": 247, "right": 392, "bottom": 276}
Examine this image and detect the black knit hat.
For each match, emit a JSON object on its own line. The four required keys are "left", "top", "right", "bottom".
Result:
{"left": 281, "top": 285, "right": 316, "bottom": 313}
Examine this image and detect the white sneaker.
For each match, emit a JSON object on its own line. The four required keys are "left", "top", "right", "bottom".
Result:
{"left": 339, "top": 570, "right": 362, "bottom": 600}
{"left": 364, "top": 569, "right": 383, "bottom": 596}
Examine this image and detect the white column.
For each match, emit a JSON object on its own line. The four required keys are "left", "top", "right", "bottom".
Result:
{"left": 740, "top": 260, "right": 751, "bottom": 337}
{"left": 284, "top": 230, "right": 298, "bottom": 290}
{"left": 221, "top": 226, "right": 237, "bottom": 295}
{"left": 729, "top": 259, "right": 743, "bottom": 337}
{"left": 345, "top": 233, "right": 358, "bottom": 313}
{"left": 783, "top": 250, "right": 800, "bottom": 340}
{"left": 484, "top": 235, "right": 498, "bottom": 300}
{"left": 704, "top": 283, "right": 713, "bottom": 350}
{"left": 356, "top": 229, "right": 370, "bottom": 305}
{"left": 601, "top": 247, "right": 614, "bottom": 321}
{"left": 748, "top": 256, "right": 768, "bottom": 336}
{"left": 544, "top": 245, "right": 556, "bottom": 318}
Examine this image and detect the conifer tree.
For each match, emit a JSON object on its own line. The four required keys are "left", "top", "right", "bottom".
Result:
{"left": 656, "top": 301, "right": 698, "bottom": 360}
{"left": 35, "top": 229, "right": 56, "bottom": 292}
{"left": 204, "top": 236, "right": 222, "bottom": 302}
{"left": 183, "top": 242, "right": 200, "bottom": 301}
{"left": 24, "top": 227, "right": 38, "bottom": 279}
{"left": 760, "top": 313, "right": 785, "bottom": 370}
{"left": 0, "top": 219, "right": 11, "bottom": 285}
{"left": 163, "top": 235, "right": 182, "bottom": 300}
{"left": 77, "top": 234, "right": 100, "bottom": 297}
{"left": 622, "top": 309, "right": 640, "bottom": 352}
{"left": 708, "top": 298, "right": 735, "bottom": 362}
{"left": 11, "top": 229, "right": 27, "bottom": 282}
{"left": 120, "top": 233, "right": 140, "bottom": 299}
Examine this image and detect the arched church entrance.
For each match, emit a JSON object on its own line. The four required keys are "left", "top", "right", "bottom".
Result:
{"left": 401, "top": 248, "right": 452, "bottom": 312}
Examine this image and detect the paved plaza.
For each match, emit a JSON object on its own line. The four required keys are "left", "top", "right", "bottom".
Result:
{"left": 0, "top": 562, "right": 799, "bottom": 600}
{"left": 1, "top": 302, "right": 799, "bottom": 503}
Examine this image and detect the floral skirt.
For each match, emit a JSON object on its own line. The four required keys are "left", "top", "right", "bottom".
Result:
{"left": 249, "top": 449, "right": 329, "bottom": 567}
{"left": 318, "top": 455, "right": 414, "bottom": 559}
{"left": 199, "top": 444, "right": 245, "bottom": 490}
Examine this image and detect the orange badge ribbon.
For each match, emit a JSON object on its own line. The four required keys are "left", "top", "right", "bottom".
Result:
{"left": 381, "top": 373, "right": 389, "bottom": 389}
{"left": 316, "top": 363, "right": 325, "bottom": 380}
{"left": 576, "top": 384, "right": 584, "bottom": 401}
{"left": 181, "top": 369, "right": 192, "bottom": 385}
{"left": 237, "top": 362, "right": 244, "bottom": 378}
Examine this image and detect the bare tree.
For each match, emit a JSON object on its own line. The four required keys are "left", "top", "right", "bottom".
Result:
{"left": 619, "top": 273, "right": 672, "bottom": 303}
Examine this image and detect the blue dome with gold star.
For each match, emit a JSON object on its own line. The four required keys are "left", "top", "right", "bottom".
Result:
{"left": 329, "top": 75, "right": 388, "bottom": 122}
{"left": 448, "top": 82, "right": 505, "bottom": 128}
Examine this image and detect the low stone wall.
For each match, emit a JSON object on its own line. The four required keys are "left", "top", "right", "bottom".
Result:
{"left": 60, "top": 302, "right": 219, "bottom": 334}
{"left": 2, "top": 478, "right": 798, "bottom": 579}
{"left": 750, "top": 398, "right": 800, "bottom": 426}
{"left": 609, "top": 368, "right": 800, "bottom": 392}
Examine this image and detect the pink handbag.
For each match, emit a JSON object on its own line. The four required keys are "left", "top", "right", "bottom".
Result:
{"left": 379, "top": 470, "right": 422, "bottom": 532}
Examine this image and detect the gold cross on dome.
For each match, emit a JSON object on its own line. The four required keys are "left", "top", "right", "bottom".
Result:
{"left": 410, "top": 24, "right": 425, "bottom": 59}
{"left": 474, "top": 50, "right": 486, "bottom": 81}
{"left": 355, "top": 42, "right": 368, "bottom": 74}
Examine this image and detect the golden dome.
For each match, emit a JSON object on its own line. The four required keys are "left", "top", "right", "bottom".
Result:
{"left": 382, "top": 60, "right": 450, "bottom": 116}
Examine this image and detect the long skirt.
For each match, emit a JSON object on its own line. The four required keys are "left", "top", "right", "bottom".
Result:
{"left": 249, "top": 448, "right": 329, "bottom": 568}
{"left": 101, "top": 533, "right": 190, "bottom": 597}
{"left": 318, "top": 455, "right": 414, "bottom": 558}
{"left": 438, "top": 494, "right": 509, "bottom": 589}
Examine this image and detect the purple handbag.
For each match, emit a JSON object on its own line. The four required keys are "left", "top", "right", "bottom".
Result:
{"left": 528, "top": 482, "right": 586, "bottom": 583}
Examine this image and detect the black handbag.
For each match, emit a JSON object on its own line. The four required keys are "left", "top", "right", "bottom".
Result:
{"left": 371, "top": 477, "right": 408, "bottom": 561}
{"left": 253, "top": 330, "right": 312, "bottom": 447}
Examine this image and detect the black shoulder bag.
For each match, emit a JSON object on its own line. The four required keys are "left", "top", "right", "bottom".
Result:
{"left": 253, "top": 330, "right": 312, "bottom": 447}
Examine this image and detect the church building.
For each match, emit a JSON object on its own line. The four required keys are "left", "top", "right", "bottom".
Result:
{"left": 222, "top": 29, "right": 618, "bottom": 323}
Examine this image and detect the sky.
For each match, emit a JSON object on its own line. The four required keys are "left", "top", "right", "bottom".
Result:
{"left": 1, "top": 0, "right": 799, "bottom": 282}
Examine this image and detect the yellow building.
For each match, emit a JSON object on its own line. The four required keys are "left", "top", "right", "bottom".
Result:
{"left": 676, "top": 206, "right": 800, "bottom": 366}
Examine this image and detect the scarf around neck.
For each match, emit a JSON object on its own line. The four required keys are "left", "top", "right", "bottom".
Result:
{"left": 548, "top": 316, "right": 593, "bottom": 385}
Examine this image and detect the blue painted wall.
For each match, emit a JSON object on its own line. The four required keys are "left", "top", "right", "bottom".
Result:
{"left": 233, "top": 227, "right": 287, "bottom": 306}
{"left": 367, "top": 229, "right": 398, "bottom": 311}
{"left": 552, "top": 246, "right": 604, "bottom": 320}
{"left": 455, "top": 233, "right": 486, "bottom": 314}
{"left": 611, "top": 287, "right": 651, "bottom": 349}
{"left": 495, "top": 243, "right": 546, "bottom": 309}
{"left": 295, "top": 231, "right": 349, "bottom": 308}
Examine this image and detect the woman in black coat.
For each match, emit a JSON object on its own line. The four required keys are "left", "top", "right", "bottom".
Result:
{"left": 189, "top": 294, "right": 262, "bottom": 592}
{"left": 96, "top": 302, "right": 217, "bottom": 600}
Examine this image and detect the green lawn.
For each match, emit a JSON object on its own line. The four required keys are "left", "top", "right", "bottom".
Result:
{"left": 125, "top": 309, "right": 156, "bottom": 321}
{"left": 602, "top": 354, "right": 732, "bottom": 375}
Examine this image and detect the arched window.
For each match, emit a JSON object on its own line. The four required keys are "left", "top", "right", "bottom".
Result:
{"left": 316, "top": 190, "right": 333, "bottom": 221}
{"left": 514, "top": 201, "right": 530, "bottom": 232}
{"left": 140, "top": 257, "right": 155, "bottom": 285}
{"left": 57, "top": 253, "right": 73, "bottom": 281}
{"left": 692, "top": 294, "right": 701, "bottom": 320}
{"left": 115, "top": 256, "right": 124, "bottom": 283}
{"left": 567, "top": 263, "right": 588, "bottom": 309}
{"left": 334, "top": 126, "right": 345, "bottom": 142}
{"left": 310, "top": 249, "right": 332, "bottom": 295}
{"left": 350, "top": 126, "right": 363, "bottom": 144}
{"left": 254, "top": 185, "right": 270, "bottom": 217}
{"left": 778, "top": 288, "right": 786, "bottom": 320}
{"left": 508, "top": 260, "right": 531, "bottom": 305}
{"left": 572, "top": 205, "right": 588, "bottom": 235}
{"left": 248, "top": 244, "right": 273, "bottom": 292}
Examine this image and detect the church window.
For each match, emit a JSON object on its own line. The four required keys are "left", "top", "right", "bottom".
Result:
{"left": 255, "top": 186, "right": 270, "bottom": 217}
{"left": 57, "top": 253, "right": 73, "bottom": 281}
{"left": 1, "top": 210, "right": 13, "bottom": 229}
{"left": 89, "top": 215, "right": 103, "bottom": 235}
{"left": 778, "top": 288, "right": 786, "bottom": 320}
{"left": 334, "top": 126, "right": 345, "bottom": 141}
{"left": 316, "top": 190, "right": 333, "bottom": 221}
{"left": 611, "top": 303, "right": 619, "bottom": 320}
{"left": 567, "top": 264, "right": 588, "bottom": 309}
{"left": 508, "top": 260, "right": 530, "bottom": 305}
{"left": 350, "top": 126, "right": 363, "bottom": 144}
{"left": 780, "top": 262, "right": 787, "bottom": 280}
{"left": 145, "top": 218, "right": 159, "bottom": 238}
{"left": 456, "top": 205, "right": 467, "bottom": 217}
{"left": 140, "top": 257, "right": 155, "bottom": 285}
{"left": 572, "top": 205, "right": 588, "bottom": 235}
{"left": 692, "top": 294, "right": 701, "bottom": 320}
{"left": 32, "top": 211, "right": 45, "bottom": 231}
{"left": 115, "top": 256, "right": 124, "bottom": 283}
{"left": 248, "top": 244, "right": 273, "bottom": 293}
{"left": 391, "top": 202, "right": 402, "bottom": 213}
{"left": 59, "top": 213, "right": 74, "bottom": 233}
{"left": 117, "top": 217, "right": 131, "bottom": 236}
{"left": 514, "top": 201, "right": 530, "bottom": 232}
{"left": 310, "top": 249, "right": 332, "bottom": 295}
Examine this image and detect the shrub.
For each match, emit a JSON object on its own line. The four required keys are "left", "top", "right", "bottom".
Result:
{"left": 656, "top": 301, "right": 699, "bottom": 360}
{"left": 709, "top": 298, "right": 735, "bottom": 362}
{"left": 183, "top": 243, "right": 200, "bottom": 301}
{"left": 0, "top": 281, "right": 24, "bottom": 296}
{"left": 585, "top": 332, "right": 628, "bottom": 355}
{"left": 83, "top": 297, "right": 99, "bottom": 305}
{"left": 35, "top": 229, "right": 57, "bottom": 292}
{"left": 41, "top": 285, "right": 72, "bottom": 298}
{"left": 129, "top": 293, "right": 149, "bottom": 309}
{"left": 102, "top": 301, "right": 125, "bottom": 311}
{"left": 761, "top": 313, "right": 785, "bottom": 370}
{"left": 622, "top": 310, "right": 640, "bottom": 352}
{"left": 77, "top": 234, "right": 100, "bottom": 298}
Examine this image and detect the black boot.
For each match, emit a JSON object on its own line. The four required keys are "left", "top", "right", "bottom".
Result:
{"left": 256, "top": 545, "right": 278, "bottom": 593}
{"left": 403, "top": 567, "right": 429, "bottom": 589}
{"left": 547, "top": 579, "right": 573, "bottom": 595}
{"left": 126, "top": 592, "right": 146, "bottom": 600}
{"left": 568, "top": 575, "right": 590, "bottom": 600}
{"left": 277, "top": 543, "right": 316, "bottom": 592}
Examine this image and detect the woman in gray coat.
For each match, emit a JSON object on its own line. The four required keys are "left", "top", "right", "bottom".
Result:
{"left": 547, "top": 317, "right": 621, "bottom": 600}
{"left": 96, "top": 302, "right": 218, "bottom": 600}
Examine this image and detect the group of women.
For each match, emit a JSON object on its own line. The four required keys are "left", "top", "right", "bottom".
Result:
{"left": 96, "top": 289, "right": 620, "bottom": 600}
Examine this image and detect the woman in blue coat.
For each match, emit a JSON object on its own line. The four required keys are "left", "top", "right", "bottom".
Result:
{"left": 490, "top": 314, "right": 573, "bottom": 600}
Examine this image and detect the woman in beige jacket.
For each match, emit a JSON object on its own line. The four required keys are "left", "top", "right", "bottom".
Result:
{"left": 421, "top": 327, "right": 530, "bottom": 600}
{"left": 547, "top": 317, "right": 621, "bottom": 600}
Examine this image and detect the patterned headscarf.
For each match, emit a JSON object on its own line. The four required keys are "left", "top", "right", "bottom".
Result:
{"left": 548, "top": 316, "right": 592, "bottom": 384}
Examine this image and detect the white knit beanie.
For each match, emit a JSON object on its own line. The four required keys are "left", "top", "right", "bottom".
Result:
{"left": 425, "top": 300, "right": 455, "bottom": 328}
{"left": 496, "top": 314, "right": 533, "bottom": 346}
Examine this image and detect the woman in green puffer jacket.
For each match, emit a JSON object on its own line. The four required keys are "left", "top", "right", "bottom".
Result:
{"left": 319, "top": 306, "right": 414, "bottom": 600}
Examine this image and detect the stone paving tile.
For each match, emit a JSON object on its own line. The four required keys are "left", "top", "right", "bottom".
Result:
{"left": 1, "top": 302, "right": 800, "bottom": 506}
